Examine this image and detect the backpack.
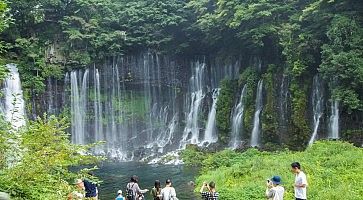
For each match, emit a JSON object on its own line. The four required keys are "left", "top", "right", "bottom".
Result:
{"left": 126, "top": 183, "right": 135, "bottom": 200}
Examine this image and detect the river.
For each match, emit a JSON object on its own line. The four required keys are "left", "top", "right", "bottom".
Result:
{"left": 96, "top": 162, "right": 199, "bottom": 200}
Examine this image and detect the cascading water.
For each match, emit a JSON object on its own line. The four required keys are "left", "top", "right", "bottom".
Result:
{"left": 329, "top": 100, "right": 339, "bottom": 139}
{"left": 93, "top": 67, "right": 104, "bottom": 154}
{"left": 59, "top": 54, "right": 241, "bottom": 160}
{"left": 308, "top": 75, "right": 324, "bottom": 145}
{"left": 202, "top": 88, "right": 220, "bottom": 145}
{"left": 2, "top": 64, "right": 26, "bottom": 130}
{"left": 66, "top": 54, "right": 182, "bottom": 160}
{"left": 229, "top": 84, "right": 247, "bottom": 149}
{"left": 250, "top": 80, "right": 263, "bottom": 147}
{"left": 180, "top": 61, "right": 206, "bottom": 147}
{"left": 70, "top": 69, "right": 88, "bottom": 145}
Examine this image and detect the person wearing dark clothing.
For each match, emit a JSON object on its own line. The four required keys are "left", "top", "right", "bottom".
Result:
{"left": 83, "top": 179, "right": 98, "bottom": 200}
{"left": 151, "top": 180, "right": 162, "bottom": 200}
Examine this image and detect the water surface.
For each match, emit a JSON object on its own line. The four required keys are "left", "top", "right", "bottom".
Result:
{"left": 97, "top": 162, "right": 198, "bottom": 200}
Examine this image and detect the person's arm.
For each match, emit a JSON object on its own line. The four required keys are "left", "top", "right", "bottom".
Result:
{"left": 265, "top": 188, "right": 274, "bottom": 198}
{"left": 200, "top": 182, "right": 207, "bottom": 193}
{"left": 135, "top": 183, "right": 148, "bottom": 193}
{"left": 171, "top": 187, "right": 177, "bottom": 197}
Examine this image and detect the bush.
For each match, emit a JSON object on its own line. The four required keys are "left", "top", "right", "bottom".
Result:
{"left": 0, "top": 115, "right": 102, "bottom": 199}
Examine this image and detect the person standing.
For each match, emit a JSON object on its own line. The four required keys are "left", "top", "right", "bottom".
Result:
{"left": 200, "top": 181, "right": 219, "bottom": 200}
{"left": 151, "top": 180, "right": 162, "bottom": 200}
{"left": 115, "top": 190, "right": 125, "bottom": 200}
{"left": 265, "top": 176, "right": 285, "bottom": 200}
{"left": 126, "top": 175, "right": 149, "bottom": 200}
{"left": 83, "top": 178, "right": 98, "bottom": 200}
{"left": 291, "top": 162, "right": 308, "bottom": 200}
{"left": 160, "top": 179, "right": 177, "bottom": 200}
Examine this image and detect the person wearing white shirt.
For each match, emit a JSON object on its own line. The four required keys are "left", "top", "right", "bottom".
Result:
{"left": 265, "top": 175, "right": 285, "bottom": 200}
{"left": 291, "top": 162, "right": 308, "bottom": 200}
{"left": 160, "top": 179, "right": 177, "bottom": 200}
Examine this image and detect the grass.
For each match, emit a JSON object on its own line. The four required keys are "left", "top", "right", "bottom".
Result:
{"left": 182, "top": 141, "right": 363, "bottom": 200}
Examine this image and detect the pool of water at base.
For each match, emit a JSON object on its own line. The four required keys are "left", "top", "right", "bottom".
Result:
{"left": 96, "top": 162, "right": 199, "bottom": 200}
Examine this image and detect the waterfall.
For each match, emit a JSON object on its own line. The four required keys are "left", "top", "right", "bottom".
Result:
{"left": 308, "top": 75, "right": 324, "bottom": 145}
{"left": 229, "top": 84, "right": 247, "bottom": 149}
{"left": 329, "top": 100, "right": 339, "bottom": 139}
{"left": 70, "top": 69, "right": 88, "bottom": 144}
{"left": 94, "top": 67, "right": 103, "bottom": 153}
{"left": 63, "top": 54, "right": 240, "bottom": 160}
{"left": 156, "top": 113, "right": 178, "bottom": 152}
{"left": 202, "top": 88, "right": 220, "bottom": 145}
{"left": 181, "top": 61, "right": 206, "bottom": 147}
{"left": 250, "top": 80, "right": 263, "bottom": 147}
{"left": 2, "top": 64, "right": 26, "bottom": 130}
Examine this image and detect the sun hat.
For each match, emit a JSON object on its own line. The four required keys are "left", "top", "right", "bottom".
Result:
{"left": 117, "top": 190, "right": 122, "bottom": 194}
{"left": 74, "top": 179, "right": 83, "bottom": 185}
{"left": 271, "top": 176, "right": 282, "bottom": 184}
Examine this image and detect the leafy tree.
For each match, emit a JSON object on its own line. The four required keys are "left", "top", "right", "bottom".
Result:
{"left": 0, "top": 115, "right": 102, "bottom": 199}
{"left": 320, "top": 15, "right": 363, "bottom": 111}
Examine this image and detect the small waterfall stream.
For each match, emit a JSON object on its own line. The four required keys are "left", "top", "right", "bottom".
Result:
{"left": 202, "top": 88, "right": 220, "bottom": 145}
{"left": 70, "top": 70, "right": 88, "bottom": 145}
{"left": 229, "top": 84, "right": 247, "bottom": 149}
{"left": 308, "top": 75, "right": 324, "bottom": 145}
{"left": 329, "top": 100, "right": 339, "bottom": 139}
{"left": 250, "top": 80, "right": 263, "bottom": 147}
{"left": 2, "top": 64, "right": 26, "bottom": 130}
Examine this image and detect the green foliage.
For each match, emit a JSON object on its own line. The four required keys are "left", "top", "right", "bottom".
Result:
{"left": 320, "top": 15, "right": 363, "bottom": 111}
{"left": 0, "top": 115, "right": 102, "bottom": 199}
{"left": 0, "top": 0, "right": 11, "bottom": 32}
{"left": 180, "top": 144, "right": 207, "bottom": 167}
{"left": 119, "top": 91, "right": 149, "bottom": 122}
{"left": 216, "top": 79, "right": 236, "bottom": 144}
{"left": 184, "top": 141, "right": 363, "bottom": 200}
{"left": 238, "top": 67, "right": 259, "bottom": 136}
{"left": 342, "top": 130, "right": 363, "bottom": 147}
{"left": 288, "top": 81, "right": 310, "bottom": 150}
{"left": 261, "top": 67, "right": 279, "bottom": 146}
{"left": 0, "top": 114, "right": 10, "bottom": 169}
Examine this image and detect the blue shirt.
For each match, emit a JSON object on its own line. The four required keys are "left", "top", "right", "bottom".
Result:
{"left": 116, "top": 195, "right": 125, "bottom": 200}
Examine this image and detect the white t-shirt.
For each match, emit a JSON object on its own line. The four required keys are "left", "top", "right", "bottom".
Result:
{"left": 161, "top": 186, "right": 176, "bottom": 200}
{"left": 266, "top": 185, "right": 285, "bottom": 200}
{"left": 294, "top": 171, "right": 308, "bottom": 199}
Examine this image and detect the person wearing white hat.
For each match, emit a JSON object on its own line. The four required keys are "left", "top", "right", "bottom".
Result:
{"left": 115, "top": 190, "right": 125, "bottom": 200}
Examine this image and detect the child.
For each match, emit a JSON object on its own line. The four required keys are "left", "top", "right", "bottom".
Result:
{"left": 116, "top": 190, "right": 125, "bottom": 200}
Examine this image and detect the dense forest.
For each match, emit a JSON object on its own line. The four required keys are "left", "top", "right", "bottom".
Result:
{"left": 0, "top": 0, "right": 362, "bottom": 199}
